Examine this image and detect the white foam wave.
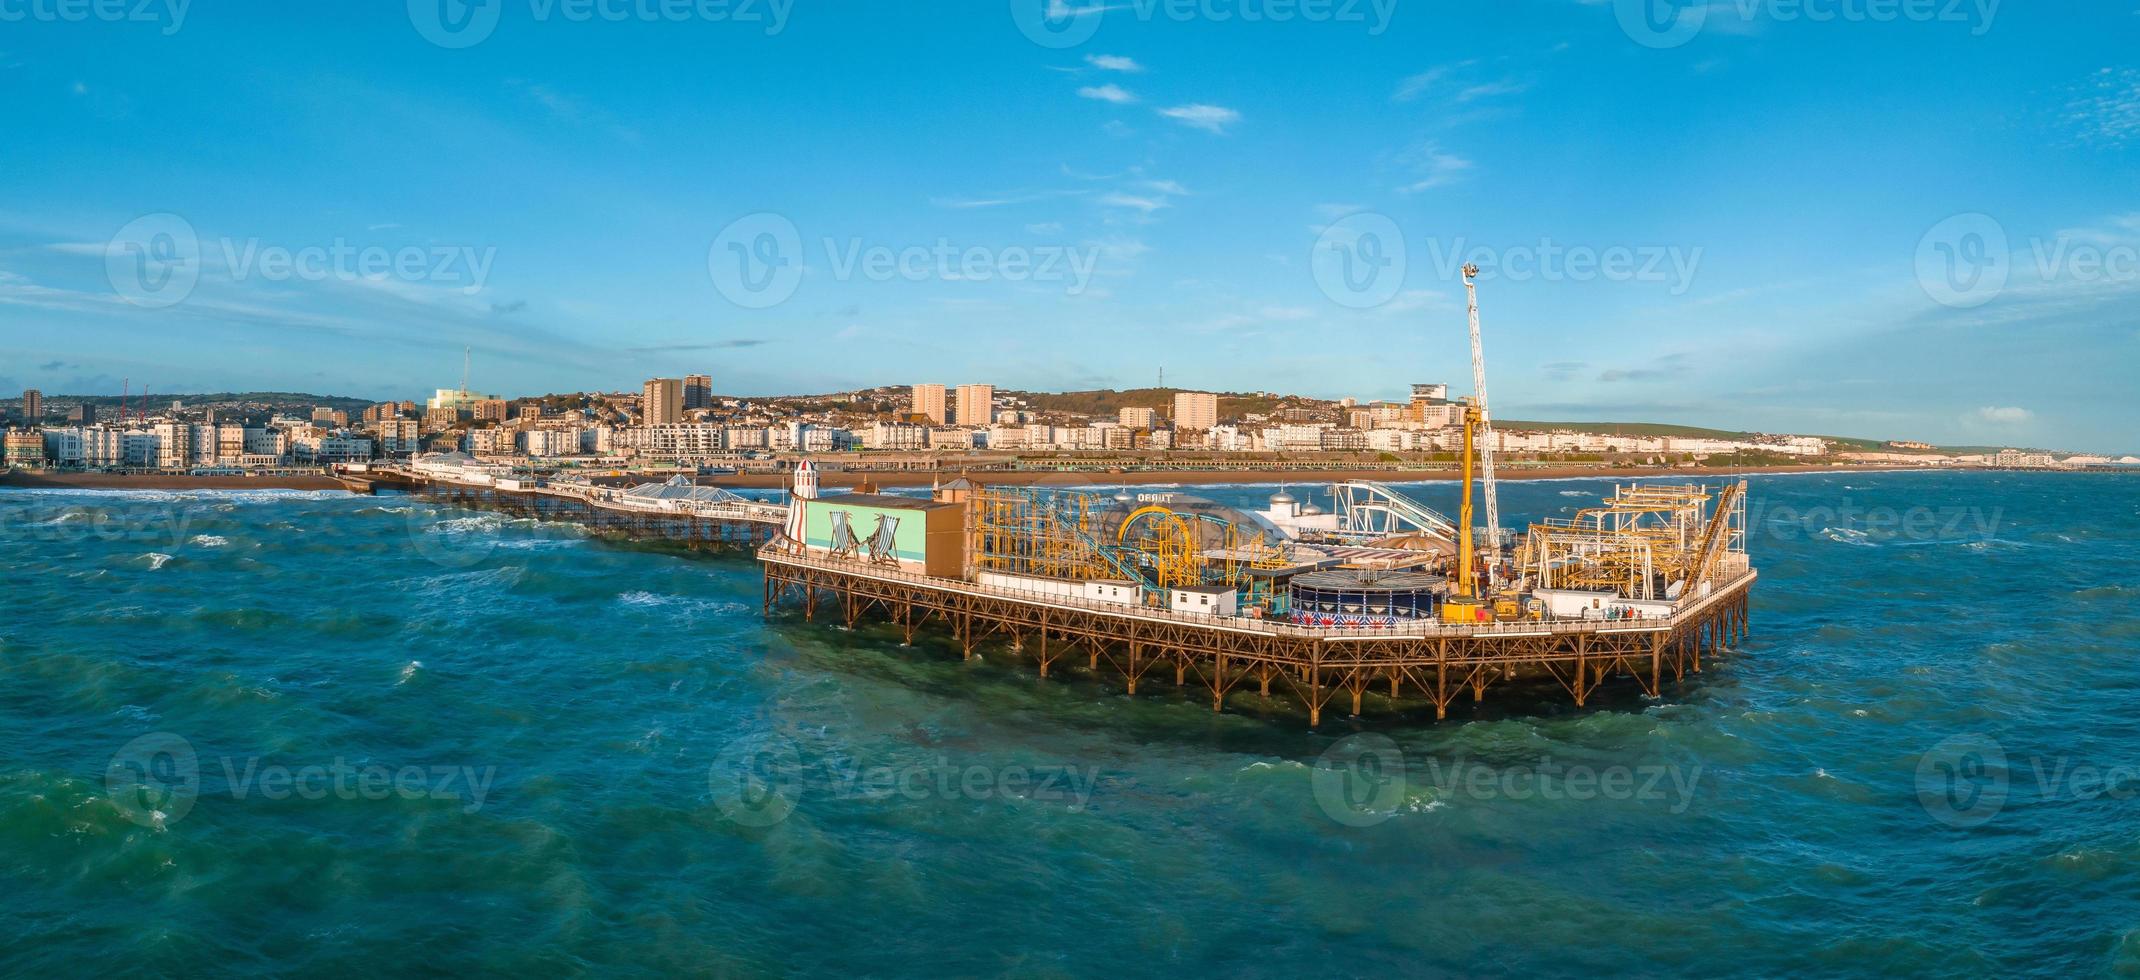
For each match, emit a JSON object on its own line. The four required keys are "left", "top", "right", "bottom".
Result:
{"left": 143, "top": 552, "right": 173, "bottom": 569}
{"left": 1816, "top": 527, "right": 1876, "bottom": 547}
{"left": 190, "top": 534, "right": 228, "bottom": 547}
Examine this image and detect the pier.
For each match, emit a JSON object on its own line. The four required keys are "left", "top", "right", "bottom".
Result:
{"left": 352, "top": 454, "right": 1757, "bottom": 726}
{"left": 346, "top": 463, "right": 786, "bottom": 550}
{"left": 761, "top": 549, "right": 1752, "bottom": 725}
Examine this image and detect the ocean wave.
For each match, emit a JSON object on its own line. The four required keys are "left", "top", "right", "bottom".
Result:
{"left": 190, "top": 534, "right": 228, "bottom": 547}
{"left": 143, "top": 552, "right": 173, "bottom": 569}
{"left": 0, "top": 487, "right": 351, "bottom": 504}
{"left": 431, "top": 514, "right": 507, "bottom": 535}
{"left": 1815, "top": 527, "right": 1876, "bottom": 547}
{"left": 616, "top": 591, "right": 750, "bottom": 617}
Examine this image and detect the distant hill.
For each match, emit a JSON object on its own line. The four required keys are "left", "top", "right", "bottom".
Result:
{"left": 1500, "top": 420, "right": 2046, "bottom": 455}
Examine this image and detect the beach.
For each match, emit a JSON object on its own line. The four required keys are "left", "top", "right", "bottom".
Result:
{"left": 0, "top": 471, "right": 347, "bottom": 492}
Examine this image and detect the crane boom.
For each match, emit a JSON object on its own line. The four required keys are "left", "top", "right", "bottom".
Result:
{"left": 1462, "top": 264, "right": 1502, "bottom": 566}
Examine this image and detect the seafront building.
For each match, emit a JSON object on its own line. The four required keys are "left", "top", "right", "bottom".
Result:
{"left": 954, "top": 384, "right": 993, "bottom": 427}
{"left": 910, "top": 384, "right": 947, "bottom": 425}
{"left": 1173, "top": 391, "right": 1218, "bottom": 432}
{"left": 641, "top": 378, "right": 684, "bottom": 426}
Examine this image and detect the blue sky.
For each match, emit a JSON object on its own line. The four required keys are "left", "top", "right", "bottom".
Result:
{"left": 1, "top": 1, "right": 2135, "bottom": 450}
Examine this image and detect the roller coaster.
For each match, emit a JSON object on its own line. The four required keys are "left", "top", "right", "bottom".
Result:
{"left": 968, "top": 486, "right": 1293, "bottom": 608}
{"left": 1324, "top": 481, "right": 1459, "bottom": 547}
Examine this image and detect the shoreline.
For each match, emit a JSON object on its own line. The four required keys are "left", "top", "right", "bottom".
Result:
{"left": 0, "top": 471, "right": 347, "bottom": 492}
{"left": 710, "top": 462, "right": 1916, "bottom": 491}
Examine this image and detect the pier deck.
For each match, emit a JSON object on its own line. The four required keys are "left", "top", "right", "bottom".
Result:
{"left": 762, "top": 549, "right": 1753, "bottom": 725}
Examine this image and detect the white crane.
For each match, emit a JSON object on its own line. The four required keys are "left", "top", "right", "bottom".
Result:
{"left": 1462, "top": 263, "right": 1502, "bottom": 568}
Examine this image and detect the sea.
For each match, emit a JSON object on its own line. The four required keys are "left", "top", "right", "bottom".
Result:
{"left": 2, "top": 470, "right": 2137, "bottom": 976}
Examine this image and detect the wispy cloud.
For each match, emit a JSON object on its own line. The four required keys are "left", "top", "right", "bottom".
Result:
{"left": 1394, "top": 142, "right": 1473, "bottom": 193}
{"left": 1393, "top": 60, "right": 1476, "bottom": 102}
{"left": 1157, "top": 103, "right": 1239, "bottom": 133}
{"left": 1972, "top": 405, "right": 2033, "bottom": 425}
{"left": 1096, "top": 192, "right": 1169, "bottom": 214}
{"left": 1598, "top": 353, "right": 1692, "bottom": 383}
{"left": 1456, "top": 79, "right": 1530, "bottom": 103}
{"left": 929, "top": 190, "right": 1077, "bottom": 209}
{"left": 505, "top": 79, "right": 640, "bottom": 143}
{"left": 626, "top": 339, "right": 769, "bottom": 353}
{"left": 1085, "top": 53, "right": 1143, "bottom": 72}
{"left": 1078, "top": 83, "right": 1137, "bottom": 104}
{"left": 2065, "top": 67, "right": 2140, "bottom": 145}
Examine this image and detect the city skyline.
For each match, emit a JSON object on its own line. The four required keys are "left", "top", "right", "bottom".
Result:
{"left": 1, "top": 5, "right": 2136, "bottom": 451}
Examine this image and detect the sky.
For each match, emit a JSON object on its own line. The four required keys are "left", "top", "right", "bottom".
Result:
{"left": 0, "top": 1, "right": 2136, "bottom": 451}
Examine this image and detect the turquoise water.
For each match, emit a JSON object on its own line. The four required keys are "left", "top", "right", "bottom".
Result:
{"left": 3, "top": 472, "right": 2138, "bottom": 976}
